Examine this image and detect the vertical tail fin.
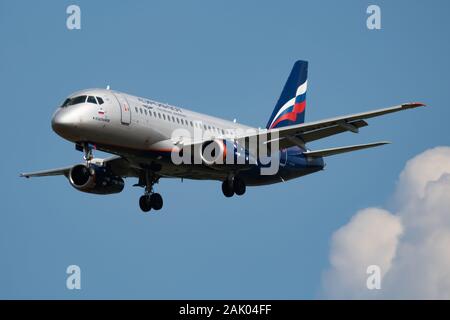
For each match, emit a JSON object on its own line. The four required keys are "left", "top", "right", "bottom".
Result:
{"left": 266, "top": 60, "right": 308, "bottom": 129}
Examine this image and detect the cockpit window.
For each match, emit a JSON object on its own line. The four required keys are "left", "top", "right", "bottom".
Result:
{"left": 61, "top": 95, "right": 87, "bottom": 108}
{"left": 96, "top": 97, "right": 104, "bottom": 105}
{"left": 70, "top": 95, "right": 87, "bottom": 105}
{"left": 61, "top": 98, "right": 71, "bottom": 108}
{"left": 87, "top": 96, "right": 97, "bottom": 104}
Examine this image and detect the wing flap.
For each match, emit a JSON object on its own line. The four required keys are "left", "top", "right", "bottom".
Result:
{"left": 301, "top": 119, "right": 368, "bottom": 143}
{"left": 303, "top": 141, "right": 390, "bottom": 158}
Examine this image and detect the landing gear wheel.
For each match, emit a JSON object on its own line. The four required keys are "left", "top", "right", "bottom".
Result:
{"left": 138, "top": 170, "right": 164, "bottom": 212}
{"left": 222, "top": 180, "right": 234, "bottom": 197}
{"left": 233, "top": 178, "right": 246, "bottom": 196}
{"left": 150, "top": 193, "right": 163, "bottom": 210}
{"left": 139, "top": 195, "right": 152, "bottom": 212}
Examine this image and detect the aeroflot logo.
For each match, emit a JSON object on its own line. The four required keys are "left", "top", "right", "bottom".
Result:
{"left": 170, "top": 127, "right": 280, "bottom": 175}
{"left": 269, "top": 81, "right": 307, "bottom": 129}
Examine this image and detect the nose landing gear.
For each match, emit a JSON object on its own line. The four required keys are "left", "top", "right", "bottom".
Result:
{"left": 75, "top": 142, "right": 95, "bottom": 163}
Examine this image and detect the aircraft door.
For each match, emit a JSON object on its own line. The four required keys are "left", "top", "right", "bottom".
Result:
{"left": 113, "top": 93, "right": 131, "bottom": 125}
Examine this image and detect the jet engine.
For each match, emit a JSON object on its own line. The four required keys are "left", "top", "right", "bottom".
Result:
{"left": 197, "top": 139, "right": 256, "bottom": 169}
{"left": 68, "top": 164, "right": 124, "bottom": 194}
{"left": 200, "top": 139, "right": 227, "bottom": 166}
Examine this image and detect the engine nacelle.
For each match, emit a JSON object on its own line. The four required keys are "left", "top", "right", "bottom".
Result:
{"left": 200, "top": 139, "right": 227, "bottom": 166}
{"left": 69, "top": 164, "right": 124, "bottom": 195}
{"left": 198, "top": 139, "right": 256, "bottom": 169}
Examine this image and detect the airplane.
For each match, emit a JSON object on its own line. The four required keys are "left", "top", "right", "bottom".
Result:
{"left": 20, "top": 60, "right": 425, "bottom": 212}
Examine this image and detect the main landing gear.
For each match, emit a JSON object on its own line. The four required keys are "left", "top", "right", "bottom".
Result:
{"left": 139, "top": 192, "right": 163, "bottom": 212}
{"left": 221, "top": 176, "right": 246, "bottom": 198}
{"left": 138, "top": 170, "right": 163, "bottom": 213}
{"left": 77, "top": 142, "right": 164, "bottom": 213}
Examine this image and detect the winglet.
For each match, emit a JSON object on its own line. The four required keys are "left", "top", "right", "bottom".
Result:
{"left": 402, "top": 102, "right": 426, "bottom": 109}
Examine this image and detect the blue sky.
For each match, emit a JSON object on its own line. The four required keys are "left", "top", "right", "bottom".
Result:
{"left": 0, "top": 0, "right": 448, "bottom": 299}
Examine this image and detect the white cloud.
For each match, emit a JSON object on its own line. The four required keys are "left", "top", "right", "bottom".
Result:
{"left": 322, "top": 147, "right": 450, "bottom": 299}
{"left": 322, "top": 208, "right": 403, "bottom": 299}
{"left": 395, "top": 147, "right": 450, "bottom": 203}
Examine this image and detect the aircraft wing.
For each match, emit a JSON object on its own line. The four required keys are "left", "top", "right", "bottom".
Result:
{"left": 20, "top": 155, "right": 134, "bottom": 178}
{"left": 20, "top": 166, "right": 72, "bottom": 178}
{"left": 238, "top": 102, "right": 425, "bottom": 150}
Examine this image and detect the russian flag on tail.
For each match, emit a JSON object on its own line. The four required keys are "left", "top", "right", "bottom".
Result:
{"left": 266, "top": 61, "right": 308, "bottom": 129}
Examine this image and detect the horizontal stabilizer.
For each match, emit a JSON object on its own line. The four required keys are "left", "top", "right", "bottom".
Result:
{"left": 303, "top": 141, "right": 390, "bottom": 158}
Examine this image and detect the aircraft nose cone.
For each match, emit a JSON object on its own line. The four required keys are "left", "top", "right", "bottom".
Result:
{"left": 52, "top": 110, "right": 69, "bottom": 132}
{"left": 51, "top": 109, "right": 79, "bottom": 138}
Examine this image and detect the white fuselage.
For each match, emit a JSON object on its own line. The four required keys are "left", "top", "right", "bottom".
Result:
{"left": 52, "top": 88, "right": 254, "bottom": 154}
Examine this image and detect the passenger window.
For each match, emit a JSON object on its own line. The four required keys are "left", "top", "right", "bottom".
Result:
{"left": 144, "top": 109, "right": 147, "bottom": 115}
{"left": 96, "top": 97, "right": 104, "bottom": 105}
{"left": 87, "top": 96, "right": 97, "bottom": 104}
{"left": 176, "top": 118, "right": 180, "bottom": 124}
{"left": 135, "top": 107, "right": 138, "bottom": 113}
{"left": 158, "top": 113, "right": 161, "bottom": 119}
{"left": 163, "top": 114, "right": 166, "bottom": 120}
{"left": 190, "top": 121, "right": 193, "bottom": 127}
{"left": 153, "top": 111, "right": 157, "bottom": 117}
{"left": 140, "top": 108, "right": 143, "bottom": 114}
{"left": 172, "top": 116, "right": 175, "bottom": 122}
